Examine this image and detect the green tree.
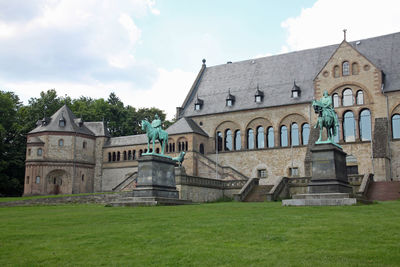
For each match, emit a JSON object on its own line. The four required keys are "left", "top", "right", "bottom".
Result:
{"left": 0, "top": 91, "right": 25, "bottom": 196}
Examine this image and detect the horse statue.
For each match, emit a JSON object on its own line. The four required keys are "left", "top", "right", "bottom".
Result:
{"left": 141, "top": 116, "right": 168, "bottom": 155}
{"left": 312, "top": 90, "right": 341, "bottom": 148}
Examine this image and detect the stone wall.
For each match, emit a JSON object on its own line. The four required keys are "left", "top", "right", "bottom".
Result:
{"left": 102, "top": 166, "right": 138, "bottom": 191}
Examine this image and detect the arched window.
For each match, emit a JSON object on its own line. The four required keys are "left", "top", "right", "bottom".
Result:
{"left": 133, "top": 150, "right": 136, "bottom": 159}
{"left": 280, "top": 126, "right": 288, "bottom": 147}
{"left": 267, "top": 127, "right": 274, "bottom": 148}
{"left": 256, "top": 126, "right": 264, "bottom": 149}
{"left": 82, "top": 174, "right": 85, "bottom": 182}
{"left": 58, "top": 139, "right": 64, "bottom": 147}
{"left": 359, "top": 109, "right": 371, "bottom": 141}
{"left": 37, "top": 148, "right": 42, "bottom": 156}
{"left": 356, "top": 90, "right": 364, "bottom": 105}
{"left": 344, "top": 111, "right": 356, "bottom": 142}
{"left": 225, "top": 129, "right": 233, "bottom": 151}
{"left": 247, "top": 129, "right": 254, "bottom": 149}
{"left": 334, "top": 65, "right": 340, "bottom": 77}
{"left": 139, "top": 149, "right": 143, "bottom": 157}
{"left": 333, "top": 93, "right": 339, "bottom": 108}
{"left": 178, "top": 142, "right": 182, "bottom": 152}
{"left": 117, "top": 152, "right": 120, "bottom": 161}
{"left": 352, "top": 62, "right": 359, "bottom": 75}
{"left": 291, "top": 123, "right": 299, "bottom": 146}
{"left": 234, "top": 130, "right": 241, "bottom": 150}
{"left": 169, "top": 143, "right": 172, "bottom": 153}
{"left": 185, "top": 141, "right": 188, "bottom": 151}
{"left": 112, "top": 152, "right": 116, "bottom": 161}
{"left": 302, "top": 123, "right": 310, "bottom": 145}
{"left": 123, "top": 151, "right": 127, "bottom": 160}
{"left": 156, "top": 148, "right": 160, "bottom": 153}
{"left": 173, "top": 143, "right": 175, "bottom": 152}
{"left": 199, "top": 143, "right": 205, "bottom": 154}
{"left": 83, "top": 141, "right": 87, "bottom": 149}
{"left": 128, "top": 150, "right": 132, "bottom": 160}
{"left": 108, "top": 152, "right": 111, "bottom": 162}
{"left": 217, "top": 131, "right": 223, "bottom": 151}
{"left": 342, "top": 61, "right": 350, "bottom": 76}
{"left": 392, "top": 114, "right": 400, "bottom": 139}
{"left": 342, "top": 88, "right": 353, "bottom": 106}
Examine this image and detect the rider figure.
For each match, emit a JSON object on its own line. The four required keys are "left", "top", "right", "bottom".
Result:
{"left": 317, "top": 90, "right": 339, "bottom": 128}
{"left": 151, "top": 114, "right": 162, "bottom": 135}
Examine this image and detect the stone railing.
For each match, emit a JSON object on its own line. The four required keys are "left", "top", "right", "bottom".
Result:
{"left": 266, "top": 177, "right": 290, "bottom": 201}
{"left": 196, "top": 152, "right": 249, "bottom": 181}
{"left": 348, "top": 174, "right": 364, "bottom": 185}
{"left": 356, "top": 173, "right": 374, "bottom": 199}
{"left": 233, "top": 177, "right": 259, "bottom": 201}
{"left": 176, "top": 174, "right": 246, "bottom": 190}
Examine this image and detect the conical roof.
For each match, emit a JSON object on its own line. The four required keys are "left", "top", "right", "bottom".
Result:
{"left": 29, "top": 105, "right": 95, "bottom": 136}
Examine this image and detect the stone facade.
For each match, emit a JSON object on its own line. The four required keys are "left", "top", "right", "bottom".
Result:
{"left": 24, "top": 32, "right": 400, "bottom": 200}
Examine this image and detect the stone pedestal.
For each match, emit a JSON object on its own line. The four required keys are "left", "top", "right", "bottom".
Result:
{"left": 132, "top": 154, "right": 179, "bottom": 198}
{"left": 108, "top": 154, "right": 191, "bottom": 206}
{"left": 283, "top": 143, "right": 356, "bottom": 206}
{"left": 308, "top": 144, "right": 352, "bottom": 194}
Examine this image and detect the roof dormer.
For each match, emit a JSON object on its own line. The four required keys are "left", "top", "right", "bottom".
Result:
{"left": 59, "top": 113, "right": 66, "bottom": 127}
{"left": 194, "top": 95, "right": 204, "bottom": 111}
{"left": 254, "top": 85, "right": 264, "bottom": 103}
{"left": 291, "top": 81, "right": 301, "bottom": 98}
{"left": 226, "top": 89, "right": 235, "bottom": 107}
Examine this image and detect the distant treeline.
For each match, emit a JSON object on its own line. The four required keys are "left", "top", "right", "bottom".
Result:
{"left": 0, "top": 89, "right": 172, "bottom": 196}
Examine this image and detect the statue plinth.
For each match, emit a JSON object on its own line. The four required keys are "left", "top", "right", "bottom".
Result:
{"left": 132, "top": 154, "right": 179, "bottom": 199}
{"left": 308, "top": 143, "right": 352, "bottom": 193}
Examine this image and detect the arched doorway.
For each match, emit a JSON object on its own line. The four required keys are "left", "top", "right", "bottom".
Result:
{"left": 46, "top": 170, "right": 69, "bottom": 195}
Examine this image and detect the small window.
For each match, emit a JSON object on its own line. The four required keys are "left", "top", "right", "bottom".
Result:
{"left": 26, "top": 176, "right": 30, "bottom": 184}
{"left": 352, "top": 62, "right": 359, "bottom": 75}
{"left": 37, "top": 148, "right": 42, "bottom": 156}
{"left": 334, "top": 65, "right": 340, "bottom": 78}
{"left": 35, "top": 176, "right": 40, "bottom": 184}
{"left": 112, "top": 152, "right": 116, "bottom": 161}
{"left": 342, "top": 61, "right": 350, "bottom": 76}
{"left": 128, "top": 151, "right": 132, "bottom": 160}
{"left": 226, "top": 99, "right": 233, "bottom": 107}
{"left": 356, "top": 91, "right": 364, "bottom": 105}
{"left": 83, "top": 141, "right": 87, "bottom": 149}
{"left": 108, "top": 152, "right": 111, "bottom": 162}
{"left": 117, "top": 152, "right": 120, "bottom": 161}
{"left": 195, "top": 104, "right": 201, "bottom": 110}
{"left": 82, "top": 174, "right": 84, "bottom": 182}
{"left": 58, "top": 139, "right": 64, "bottom": 147}
{"left": 28, "top": 149, "right": 31, "bottom": 156}
{"left": 199, "top": 143, "right": 205, "bottom": 154}
{"left": 289, "top": 167, "right": 299, "bottom": 177}
{"left": 292, "top": 91, "right": 298, "bottom": 98}
{"left": 59, "top": 120, "right": 65, "bottom": 127}
{"left": 217, "top": 132, "right": 223, "bottom": 151}
{"left": 234, "top": 130, "right": 241, "bottom": 150}
{"left": 123, "top": 151, "right": 127, "bottom": 160}
{"left": 258, "top": 169, "right": 267, "bottom": 178}
{"left": 255, "top": 95, "right": 262, "bottom": 103}
{"left": 333, "top": 93, "right": 339, "bottom": 107}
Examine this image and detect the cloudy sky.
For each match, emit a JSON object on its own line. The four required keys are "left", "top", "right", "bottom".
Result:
{"left": 1, "top": 0, "right": 400, "bottom": 119}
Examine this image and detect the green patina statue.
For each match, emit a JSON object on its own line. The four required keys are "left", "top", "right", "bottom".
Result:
{"left": 312, "top": 90, "right": 342, "bottom": 148}
{"left": 141, "top": 114, "right": 169, "bottom": 155}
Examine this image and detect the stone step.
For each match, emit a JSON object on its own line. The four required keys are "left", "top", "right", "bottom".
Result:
{"left": 107, "top": 197, "right": 192, "bottom": 207}
{"left": 282, "top": 198, "right": 357, "bottom": 206}
{"left": 293, "top": 193, "right": 351, "bottom": 199}
{"left": 244, "top": 185, "right": 273, "bottom": 202}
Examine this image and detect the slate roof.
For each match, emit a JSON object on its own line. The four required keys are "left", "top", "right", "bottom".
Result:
{"left": 84, "top": 122, "right": 110, "bottom": 137}
{"left": 166, "top": 117, "right": 208, "bottom": 137}
{"left": 27, "top": 136, "right": 44, "bottom": 144}
{"left": 181, "top": 32, "right": 400, "bottom": 118}
{"left": 29, "top": 105, "right": 95, "bottom": 136}
{"left": 104, "top": 134, "right": 147, "bottom": 147}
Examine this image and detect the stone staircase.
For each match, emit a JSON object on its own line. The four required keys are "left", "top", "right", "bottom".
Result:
{"left": 367, "top": 181, "right": 400, "bottom": 201}
{"left": 244, "top": 185, "right": 274, "bottom": 202}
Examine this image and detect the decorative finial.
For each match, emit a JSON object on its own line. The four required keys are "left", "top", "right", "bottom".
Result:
{"left": 343, "top": 29, "right": 347, "bottom": 41}
{"left": 202, "top": 59, "right": 206, "bottom": 65}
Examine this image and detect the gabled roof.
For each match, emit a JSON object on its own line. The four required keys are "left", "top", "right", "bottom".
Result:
{"left": 166, "top": 117, "right": 208, "bottom": 137}
{"left": 29, "top": 105, "right": 95, "bottom": 136}
{"left": 181, "top": 32, "right": 400, "bottom": 117}
{"left": 84, "top": 122, "right": 110, "bottom": 137}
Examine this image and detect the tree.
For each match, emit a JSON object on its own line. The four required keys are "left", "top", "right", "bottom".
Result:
{"left": 0, "top": 91, "right": 25, "bottom": 196}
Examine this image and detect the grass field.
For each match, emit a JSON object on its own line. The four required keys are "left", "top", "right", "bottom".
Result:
{"left": 1, "top": 201, "right": 400, "bottom": 266}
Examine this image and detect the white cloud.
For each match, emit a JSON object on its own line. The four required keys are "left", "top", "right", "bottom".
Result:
{"left": 281, "top": 0, "right": 400, "bottom": 51}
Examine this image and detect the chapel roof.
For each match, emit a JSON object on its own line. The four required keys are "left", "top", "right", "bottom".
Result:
{"left": 180, "top": 32, "right": 400, "bottom": 117}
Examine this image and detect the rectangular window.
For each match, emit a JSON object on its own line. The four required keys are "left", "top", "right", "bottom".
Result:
{"left": 35, "top": 176, "right": 40, "bottom": 184}
{"left": 258, "top": 169, "right": 267, "bottom": 178}
{"left": 289, "top": 167, "right": 299, "bottom": 177}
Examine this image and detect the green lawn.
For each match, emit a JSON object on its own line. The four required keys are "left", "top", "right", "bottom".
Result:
{"left": 1, "top": 201, "right": 400, "bottom": 266}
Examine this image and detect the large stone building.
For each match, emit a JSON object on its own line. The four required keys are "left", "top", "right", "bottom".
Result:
{"left": 24, "top": 32, "right": 400, "bottom": 200}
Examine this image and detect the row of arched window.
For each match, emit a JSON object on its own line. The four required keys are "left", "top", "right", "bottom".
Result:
{"left": 333, "top": 89, "right": 364, "bottom": 107}
{"left": 166, "top": 140, "right": 188, "bottom": 153}
{"left": 337, "top": 109, "right": 372, "bottom": 142}
{"left": 216, "top": 123, "right": 311, "bottom": 151}
{"left": 333, "top": 61, "right": 359, "bottom": 77}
